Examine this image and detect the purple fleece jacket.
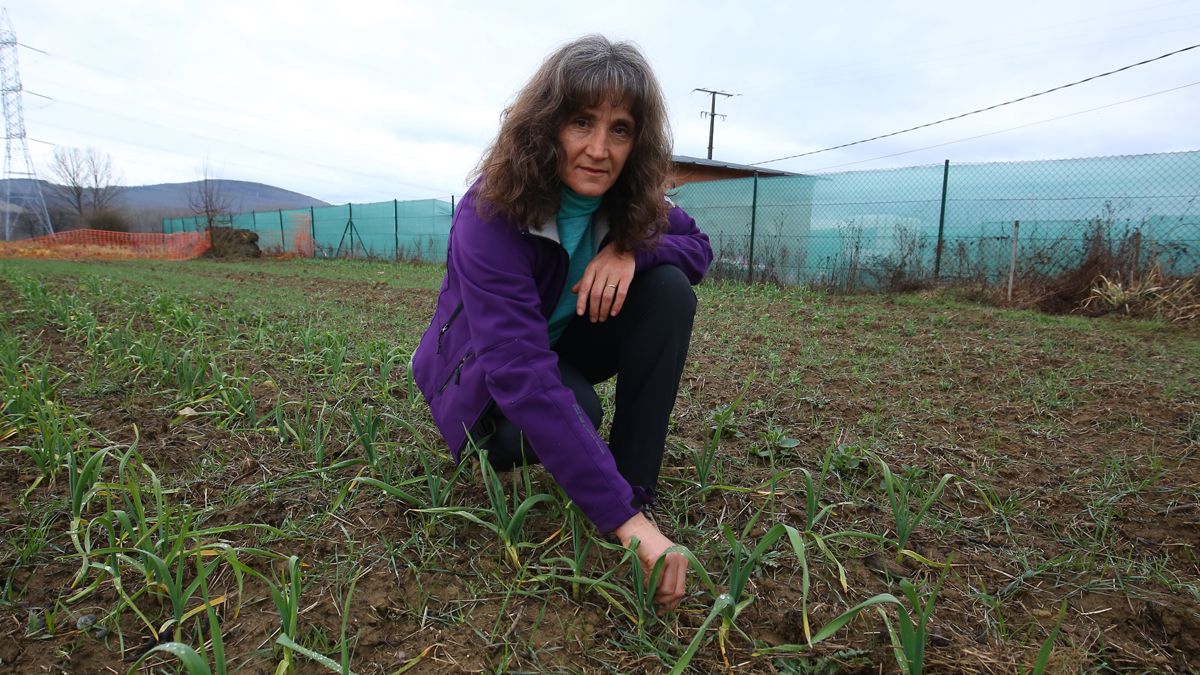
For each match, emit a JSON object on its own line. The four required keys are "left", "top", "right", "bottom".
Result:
{"left": 411, "top": 185, "right": 712, "bottom": 533}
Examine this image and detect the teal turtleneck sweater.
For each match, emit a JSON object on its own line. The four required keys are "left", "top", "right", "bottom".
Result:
{"left": 546, "top": 186, "right": 602, "bottom": 344}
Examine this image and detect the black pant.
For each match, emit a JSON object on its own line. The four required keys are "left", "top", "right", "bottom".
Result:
{"left": 481, "top": 264, "right": 697, "bottom": 506}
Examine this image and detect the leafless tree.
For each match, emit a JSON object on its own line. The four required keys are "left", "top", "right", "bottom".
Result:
{"left": 46, "top": 146, "right": 124, "bottom": 228}
{"left": 188, "top": 161, "right": 231, "bottom": 230}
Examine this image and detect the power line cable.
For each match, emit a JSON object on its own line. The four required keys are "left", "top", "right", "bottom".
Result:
{"left": 806, "top": 79, "right": 1200, "bottom": 172}
{"left": 752, "top": 41, "right": 1200, "bottom": 166}
{"left": 33, "top": 118, "right": 451, "bottom": 201}
{"left": 15, "top": 41, "right": 456, "bottom": 195}
{"left": 762, "top": 19, "right": 1198, "bottom": 94}
{"left": 27, "top": 88, "right": 455, "bottom": 196}
{"left": 18, "top": 42, "right": 297, "bottom": 130}
{"left": 789, "top": 2, "right": 1197, "bottom": 88}
{"left": 21, "top": 41, "right": 441, "bottom": 168}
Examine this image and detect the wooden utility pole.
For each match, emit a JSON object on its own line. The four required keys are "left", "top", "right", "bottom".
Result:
{"left": 693, "top": 88, "right": 736, "bottom": 159}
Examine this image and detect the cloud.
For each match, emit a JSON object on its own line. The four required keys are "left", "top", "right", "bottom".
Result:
{"left": 6, "top": 0, "right": 1198, "bottom": 202}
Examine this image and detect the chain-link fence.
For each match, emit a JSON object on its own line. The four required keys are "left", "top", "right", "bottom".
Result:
{"left": 671, "top": 150, "right": 1200, "bottom": 289}
{"left": 161, "top": 150, "right": 1199, "bottom": 289}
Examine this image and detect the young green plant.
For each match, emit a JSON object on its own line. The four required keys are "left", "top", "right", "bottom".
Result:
{"left": 875, "top": 455, "right": 954, "bottom": 564}
{"left": 417, "top": 448, "right": 554, "bottom": 567}
{"left": 690, "top": 377, "right": 751, "bottom": 494}
{"left": 877, "top": 567, "right": 951, "bottom": 675}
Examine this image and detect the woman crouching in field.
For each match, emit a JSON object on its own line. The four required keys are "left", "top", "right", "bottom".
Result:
{"left": 411, "top": 35, "right": 712, "bottom": 610}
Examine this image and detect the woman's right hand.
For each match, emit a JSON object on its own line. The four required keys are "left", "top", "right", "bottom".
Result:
{"left": 573, "top": 243, "right": 635, "bottom": 323}
{"left": 614, "top": 512, "right": 687, "bottom": 611}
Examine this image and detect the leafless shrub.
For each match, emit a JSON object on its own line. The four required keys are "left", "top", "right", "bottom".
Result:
{"left": 813, "top": 220, "right": 933, "bottom": 293}
{"left": 86, "top": 209, "right": 131, "bottom": 233}
{"left": 707, "top": 230, "right": 795, "bottom": 285}
{"left": 809, "top": 220, "right": 866, "bottom": 292}
{"left": 864, "top": 224, "right": 931, "bottom": 292}
{"left": 188, "top": 162, "right": 233, "bottom": 231}
{"left": 394, "top": 235, "right": 441, "bottom": 264}
{"left": 45, "top": 146, "right": 124, "bottom": 230}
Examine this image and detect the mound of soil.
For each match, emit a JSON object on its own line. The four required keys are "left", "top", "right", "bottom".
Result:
{"left": 1034, "top": 251, "right": 1107, "bottom": 314}
{"left": 205, "top": 227, "right": 261, "bottom": 259}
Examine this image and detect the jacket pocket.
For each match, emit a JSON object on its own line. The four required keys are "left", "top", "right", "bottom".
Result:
{"left": 437, "top": 350, "right": 473, "bottom": 394}
{"left": 436, "top": 302, "right": 464, "bottom": 354}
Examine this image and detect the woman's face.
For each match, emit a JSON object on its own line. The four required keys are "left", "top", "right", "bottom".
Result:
{"left": 557, "top": 100, "right": 635, "bottom": 197}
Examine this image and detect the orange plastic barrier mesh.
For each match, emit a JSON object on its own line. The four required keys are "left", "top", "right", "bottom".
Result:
{"left": 293, "top": 227, "right": 315, "bottom": 257}
{"left": 0, "top": 229, "right": 212, "bottom": 260}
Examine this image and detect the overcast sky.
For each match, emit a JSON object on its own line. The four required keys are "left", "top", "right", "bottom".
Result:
{"left": 5, "top": 1, "right": 1199, "bottom": 204}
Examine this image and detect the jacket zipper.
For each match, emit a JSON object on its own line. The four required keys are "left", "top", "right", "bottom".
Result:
{"left": 436, "top": 234, "right": 564, "bottom": 394}
{"left": 438, "top": 350, "right": 473, "bottom": 393}
{"left": 546, "top": 243, "right": 570, "bottom": 318}
{"left": 521, "top": 228, "right": 571, "bottom": 318}
{"left": 436, "top": 302, "right": 464, "bottom": 354}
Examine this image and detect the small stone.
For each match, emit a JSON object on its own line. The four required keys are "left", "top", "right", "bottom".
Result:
{"left": 75, "top": 614, "right": 97, "bottom": 630}
{"left": 91, "top": 626, "right": 110, "bottom": 639}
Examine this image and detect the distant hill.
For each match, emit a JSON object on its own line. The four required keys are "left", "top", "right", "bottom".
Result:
{"left": 1, "top": 178, "right": 330, "bottom": 215}
{"left": 118, "top": 180, "right": 331, "bottom": 212}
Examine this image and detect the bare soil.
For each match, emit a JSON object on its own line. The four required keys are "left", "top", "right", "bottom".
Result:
{"left": 1, "top": 263, "right": 1197, "bottom": 673}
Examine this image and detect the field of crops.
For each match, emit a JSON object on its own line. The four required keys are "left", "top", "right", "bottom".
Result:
{"left": 1, "top": 258, "right": 1197, "bottom": 674}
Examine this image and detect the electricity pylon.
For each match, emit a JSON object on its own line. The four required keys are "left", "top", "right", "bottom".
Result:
{"left": 0, "top": 9, "right": 54, "bottom": 240}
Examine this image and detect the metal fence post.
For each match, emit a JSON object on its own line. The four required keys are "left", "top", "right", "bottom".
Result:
{"left": 1007, "top": 220, "right": 1020, "bottom": 302}
{"left": 748, "top": 171, "right": 759, "bottom": 284}
{"left": 278, "top": 209, "right": 285, "bottom": 253}
{"left": 934, "top": 159, "right": 949, "bottom": 280}
{"left": 394, "top": 198, "right": 399, "bottom": 261}
{"left": 309, "top": 206, "right": 316, "bottom": 258}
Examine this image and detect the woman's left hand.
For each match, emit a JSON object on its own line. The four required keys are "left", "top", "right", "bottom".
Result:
{"left": 573, "top": 243, "right": 635, "bottom": 322}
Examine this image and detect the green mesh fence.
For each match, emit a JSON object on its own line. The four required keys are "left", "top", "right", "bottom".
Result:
{"left": 672, "top": 150, "right": 1200, "bottom": 289}
{"left": 162, "top": 150, "right": 1199, "bottom": 289}
{"left": 163, "top": 197, "right": 454, "bottom": 262}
